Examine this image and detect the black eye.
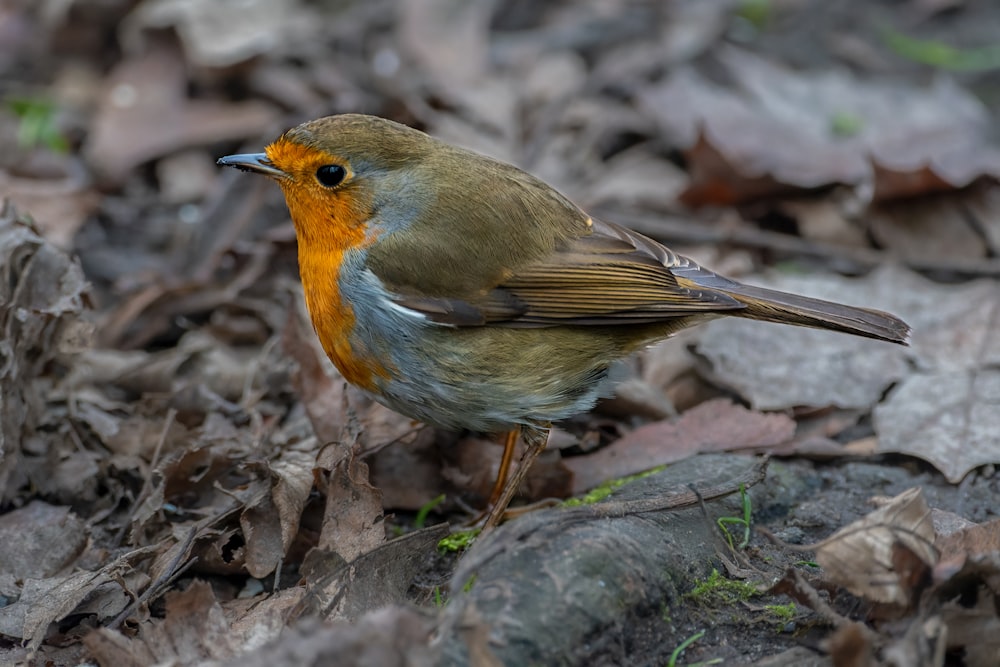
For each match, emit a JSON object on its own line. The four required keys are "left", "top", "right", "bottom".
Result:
{"left": 315, "top": 164, "right": 347, "bottom": 187}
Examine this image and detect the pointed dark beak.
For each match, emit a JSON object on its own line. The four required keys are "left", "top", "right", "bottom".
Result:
{"left": 217, "top": 153, "right": 287, "bottom": 178}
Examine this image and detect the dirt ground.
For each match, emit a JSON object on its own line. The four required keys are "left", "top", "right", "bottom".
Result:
{"left": 2, "top": 1, "right": 1000, "bottom": 665}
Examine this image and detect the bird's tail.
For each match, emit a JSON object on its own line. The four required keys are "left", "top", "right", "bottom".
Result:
{"left": 720, "top": 283, "right": 910, "bottom": 345}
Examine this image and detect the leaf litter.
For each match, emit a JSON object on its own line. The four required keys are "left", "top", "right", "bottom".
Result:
{"left": 2, "top": 0, "right": 1000, "bottom": 664}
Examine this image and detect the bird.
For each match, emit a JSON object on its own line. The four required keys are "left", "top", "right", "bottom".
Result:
{"left": 219, "top": 113, "right": 910, "bottom": 529}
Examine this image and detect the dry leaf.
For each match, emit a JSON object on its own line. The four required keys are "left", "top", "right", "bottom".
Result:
{"left": 641, "top": 46, "right": 1000, "bottom": 205}
{"left": 0, "top": 170, "right": 99, "bottom": 249}
{"left": 397, "top": 0, "right": 491, "bottom": 87}
{"left": 565, "top": 398, "right": 794, "bottom": 494}
{"left": 822, "top": 622, "right": 874, "bottom": 667}
{"left": 317, "top": 449, "right": 384, "bottom": 562}
{"left": 84, "top": 580, "right": 241, "bottom": 666}
{"left": 868, "top": 189, "right": 991, "bottom": 264}
{"left": 810, "top": 487, "right": 937, "bottom": 606}
{"left": 936, "top": 516, "right": 1000, "bottom": 564}
{"left": 240, "top": 448, "right": 315, "bottom": 578}
{"left": 84, "top": 44, "right": 277, "bottom": 182}
{"left": 0, "top": 203, "right": 91, "bottom": 503}
{"left": 941, "top": 591, "right": 1000, "bottom": 666}
{"left": 876, "top": 370, "right": 1000, "bottom": 483}
{"left": 0, "top": 501, "right": 87, "bottom": 580}
{"left": 695, "top": 267, "right": 911, "bottom": 411}
{"left": 218, "top": 606, "right": 437, "bottom": 667}
{"left": 123, "top": 0, "right": 315, "bottom": 68}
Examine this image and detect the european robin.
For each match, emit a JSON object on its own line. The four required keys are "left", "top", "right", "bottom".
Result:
{"left": 219, "top": 114, "right": 910, "bottom": 528}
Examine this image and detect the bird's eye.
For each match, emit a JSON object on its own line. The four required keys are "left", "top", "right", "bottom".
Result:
{"left": 315, "top": 164, "right": 347, "bottom": 187}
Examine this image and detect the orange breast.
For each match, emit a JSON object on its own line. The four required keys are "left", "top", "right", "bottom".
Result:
{"left": 270, "top": 143, "right": 392, "bottom": 392}
{"left": 299, "top": 250, "right": 390, "bottom": 392}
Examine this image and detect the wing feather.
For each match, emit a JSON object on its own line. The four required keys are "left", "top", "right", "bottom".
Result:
{"left": 387, "top": 218, "right": 746, "bottom": 327}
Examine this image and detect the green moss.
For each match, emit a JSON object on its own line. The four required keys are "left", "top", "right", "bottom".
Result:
{"left": 437, "top": 527, "right": 480, "bottom": 553}
{"left": 884, "top": 30, "right": 1000, "bottom": 72}
{"left": 684, "top": 569, "right": 758, "bottom": 606}
{"left": 765, "top": 602, "right": 796, "bottom": 624}
{"left": 660, "top": 602, "right": 671, "bottom": 625}
{"left": 735, "top": 0, "right": 772, "bottom": 30}
{"left": 561, "top": 465, "right": 667, "bottom": 507}
{"left": 8, "top": 97, "right": 68, "bottom": 152}
{"left": 830, "top": 111, "right": 864, "bottom": 138}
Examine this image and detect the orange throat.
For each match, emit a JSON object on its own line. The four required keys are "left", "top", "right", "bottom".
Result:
{"left": 276, "top": 168, "right": 389, "bottom": 391}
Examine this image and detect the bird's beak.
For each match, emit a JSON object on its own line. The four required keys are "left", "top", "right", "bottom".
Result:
{"left": 217, "top": 153, "right": 287, "bottom": 179}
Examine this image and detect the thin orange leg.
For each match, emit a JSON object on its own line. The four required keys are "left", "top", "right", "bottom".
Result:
{"left": 481, "top": 425, "right": 550, "bottom": 530}
{"left": 487, "top": 427, "right": 520, "bottom": 508}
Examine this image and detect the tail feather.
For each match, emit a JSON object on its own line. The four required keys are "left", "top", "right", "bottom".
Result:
{"left": 720, "top": 283, "right": 910, "bottom": 345}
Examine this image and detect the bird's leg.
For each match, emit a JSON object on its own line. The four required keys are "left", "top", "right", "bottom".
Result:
{"left": 486, "top": 427, "right": 520, "bottom": 508}
{"left": 481, "top": 424, "right": 551, "bottom": 530}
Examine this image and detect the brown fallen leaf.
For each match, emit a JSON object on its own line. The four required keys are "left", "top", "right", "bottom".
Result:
{"left": 84, "top": 43, "right": 278, "bottom": 183}
{"left": 565, "top": 398, "right": 794, "bottom": 494}
{"left": 0, "top": 202, "right": 91, "bottom": 503}
{"left": 640, "top": 46, "right": 1000, "bottom": 206}
{"left": 880, "top": 613, "right": 948, "bottom": 667}
{"left": 867, "top": 186, "right": 994, "bottom": 266}
{"left": 876, "top": 370, "right": 1000, "bottom": 483}
{"left": 219, "top": 606, "right": 438, "bottom": 667}
{"left": 940, "top": 589, "right": 1000, "bottom": 666}
{"left": 821, "top": 621, "right": 874, "bottom": 667}
{"left": 122, "top": 0, "right": 317, "bottom": 68}
{"left": 316, "top": 446, "right": 385, "bottom": 563}
{"left": 933, "top": 516, "right": 1000, "bottom": 586}
{"left": 0, "top": 169, "right": 100, "bottom": 250}
{"left": 240, "top": 448, "right": 315, "bottom": 579}
{"left": 694, "top": 267, "right": 911, "bottom": 412}
{"left": 0, "top": 501, "right": 87, "bottom": 580}
{"left": 83, "top": 580, "right": 242, "bottom": 666}
{"left": 397, "top": 0, "right": 491, "bottom": 89}
{"left": 0, "top": 543, "right": 157, "bottom": 651}
{"left": 809, "top": 487, "right": 937, "bottom": 607}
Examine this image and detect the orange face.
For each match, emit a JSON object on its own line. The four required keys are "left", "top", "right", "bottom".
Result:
{"left": 263, "top": 136, "right": 390, "bottom": 390}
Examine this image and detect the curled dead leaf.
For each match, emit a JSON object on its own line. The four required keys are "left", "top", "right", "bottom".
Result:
{"left": 809, "top": 487, "right": 937, "bottom": 606}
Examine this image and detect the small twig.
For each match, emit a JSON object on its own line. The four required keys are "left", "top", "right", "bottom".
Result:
{"left": 563, "top": 456, "right": 769, "bottom": 521}
{"left": 112, "top": 408, "right": 176, "bottom": 547}
{"left": 108, "top": 527, "right": 200, "bottom": 629}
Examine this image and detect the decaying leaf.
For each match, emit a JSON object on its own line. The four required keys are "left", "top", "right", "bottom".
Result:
{"left": 84, "top": 44, "right": 277, "bottom": 182}
{"left": 867, "top": 187, "right": 995, "bottom": 265}
{"left": 873, "top": 273, "right": 1000, "bottom": 482}
{"left": 0, "top": 544, "right": 157, "bottom": 651}
{"left": 810, "top": 487, "right": 937, "bottom": 606}
{"left": 641, "top": 45, "right": 1000, "bottom": 206}
{"left": 694, "top": 266, "right": 911, "bottom": 411}
{"left": 876, "top": 370, "right": 1000, "bottom": 483}
{"left": 0, "top": 202, "right": 91, "bottom": 503}
{"left": 122, "top": 0, "right": 316, "bottom": 68}
{"left": 565, "top": 398, "right": 794, "bottom": 494}
{"left": 0, "top": 170, "right": 100, "bottom": 249}
{"left": 84, "top": 580, "right": 242, "bottom": 666}
{"left": 219, "top": 606, "right": 437, "bottom": 667}
{"left": 0, "top": 501, "right": 87, "bottom": 580}
{"left": 317, "top": 447, "right": 384, "bottom": 563}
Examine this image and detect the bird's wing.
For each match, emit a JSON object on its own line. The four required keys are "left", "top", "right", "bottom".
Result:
{"left": 386, "top": 219, "right": 748, "bottom": 327}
